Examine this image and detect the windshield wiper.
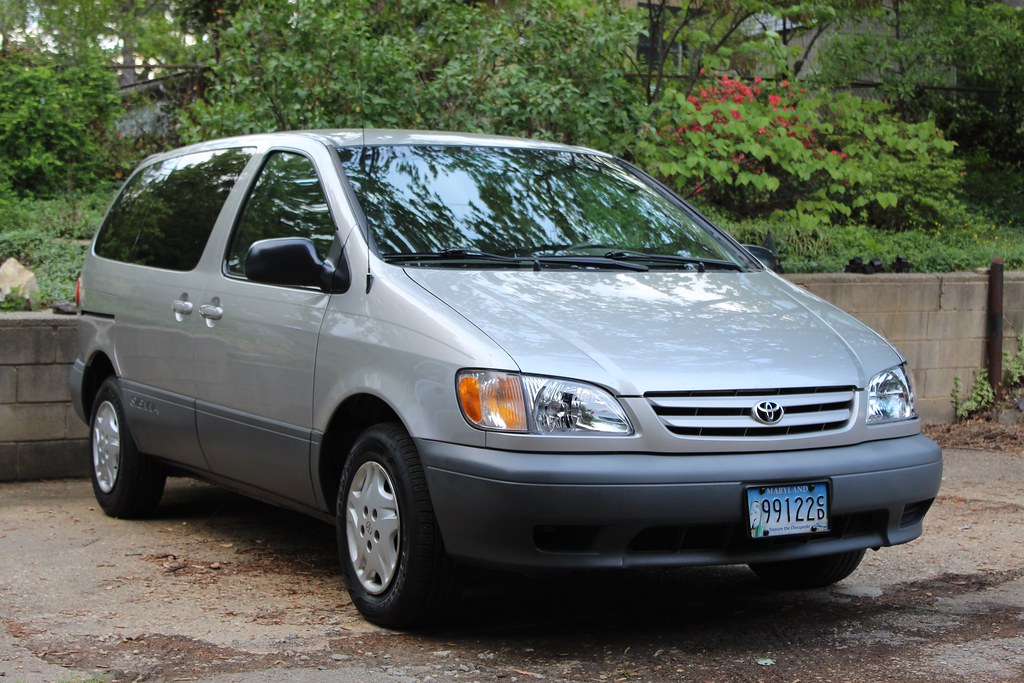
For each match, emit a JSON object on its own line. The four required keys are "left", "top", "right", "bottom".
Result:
{"left": 602, "top": 251, "right": 744, "bottom": 272}
{"left": 531, "top": 255, "right": 649, "bottom": 271}
{"left": 383, "top": 249, "right": 649, "bottom": 271}
{"left": 383, "top": 249, "right": 524, "bottom": 265}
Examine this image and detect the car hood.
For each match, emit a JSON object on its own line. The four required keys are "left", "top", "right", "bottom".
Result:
{"left": 405, "top": 269, "right": 901, "bottom": 395}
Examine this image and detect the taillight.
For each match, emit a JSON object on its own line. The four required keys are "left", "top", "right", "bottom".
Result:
{"left": 75, "top": 276, "right": 82, "bottom": 309}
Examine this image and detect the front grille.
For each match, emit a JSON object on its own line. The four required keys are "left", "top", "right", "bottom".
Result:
{"left": 646, "top": 386, "right": 856, "bottom": 438}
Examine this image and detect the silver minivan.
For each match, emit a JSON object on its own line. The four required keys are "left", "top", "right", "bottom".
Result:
{"left": 70, "top": 130, "right": 942, "bottom": 627}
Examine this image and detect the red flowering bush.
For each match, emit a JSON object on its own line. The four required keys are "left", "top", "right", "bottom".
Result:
{"left": 637, "top": 75, "right": 959, "bottom": 229}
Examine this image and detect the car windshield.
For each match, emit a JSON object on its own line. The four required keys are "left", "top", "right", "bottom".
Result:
{"left": 337, "top": 145, "right": 748, "bottom": 270}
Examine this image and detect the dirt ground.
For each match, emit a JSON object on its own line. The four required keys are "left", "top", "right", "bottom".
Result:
{"left": 1, "top": 424, "right": 1021, "bottom": 683}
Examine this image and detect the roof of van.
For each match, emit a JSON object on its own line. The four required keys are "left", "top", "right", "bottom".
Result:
{"left": 308, "top": 129, "right": 600, "bottom": 154}
{"left": 155, "top": 129, "right": 607, "bottom": 161}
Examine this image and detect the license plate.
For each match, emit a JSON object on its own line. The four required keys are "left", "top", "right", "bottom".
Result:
{"left": 747, "top": 482, "right": 830, "bottom": 539}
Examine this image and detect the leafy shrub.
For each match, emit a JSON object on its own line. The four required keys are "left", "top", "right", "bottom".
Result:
{"left": 637, "top": 76, "right": 856, "bottom": 221}
{"left": 826, "top": 96, "right": 962, "bottom": 232}
{"left": 0, "top": 49, "right": 119, "bottom": 196}
{"left": 637, "top": 77, "right": 960, "bottom": 231}
{"left": 959, "top": 153, "right": 1024, "bottom": 231}
{"left": 712, "top": 209, "right": 1024, "bottom": 274}
{"left": 951, "top": 371, "right": 995, "bottom": 420}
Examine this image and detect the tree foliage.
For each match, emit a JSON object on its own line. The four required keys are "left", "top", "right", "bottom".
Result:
{"left": 815, "top": 0, "right": 1024, "bottom": 164}
{"left": 0, "top": 48, "right": 120, "bottom": 195}
{"left": 627, "top": 1, "right": 888, "bottom": 104}
{"left": 0, "top": 0, "right": 1021, "bottom": 284}
{"left": 182, "top": 0, "right": 641, "bottom": 152}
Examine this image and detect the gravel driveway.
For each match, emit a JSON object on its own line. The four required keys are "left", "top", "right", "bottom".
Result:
{"left": 1, "top": 446, "right": 1021, "bottom": 683}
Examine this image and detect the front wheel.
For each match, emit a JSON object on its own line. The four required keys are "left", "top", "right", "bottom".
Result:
{"left": 89, "top": 377, "right": 166, "bottom": 518}
{"left": 337, "top": 423, "right": 458, "bottom": 628}
{"left": 749, "top": 549, "right": 866, "bottom": 589}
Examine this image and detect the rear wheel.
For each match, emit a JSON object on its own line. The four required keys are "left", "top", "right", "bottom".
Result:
{"left": 90, "top": 377, "right": 166, "bottom": 518}
{"left": 337, "top": 422, "right": 458, "bottom": 628}
{"left": 749, "top": 549, "right": 866, "bottom": 588}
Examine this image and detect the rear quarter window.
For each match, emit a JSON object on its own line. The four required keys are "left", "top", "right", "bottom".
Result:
{"left": 94, "top": 147, "right": 253, "bottom": 271}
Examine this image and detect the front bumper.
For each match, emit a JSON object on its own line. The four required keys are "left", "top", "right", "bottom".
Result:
{"left": 419, "top": 434, "right": 942, "bottom": 571}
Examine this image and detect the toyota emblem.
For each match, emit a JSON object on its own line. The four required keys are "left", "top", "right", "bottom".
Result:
{"left": 752, "top": 400, "right": 785, "bottom": 425}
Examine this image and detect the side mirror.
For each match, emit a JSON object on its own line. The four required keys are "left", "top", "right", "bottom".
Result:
{"left": 743, "top": 245, "right": 779, "bottom": 272}
{"left": 245, "top": 237, "right": 349, "bottom": 292}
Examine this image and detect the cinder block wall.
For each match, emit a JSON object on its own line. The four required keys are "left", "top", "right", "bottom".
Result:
{"left": 0, "top": 313, "right": 89, "bottom": 481}
{"left": 789, "top": 271, "right": 1024, "bottom": 423}
{"left": 0, "top": 270, "right": 1021, "bottom": 480}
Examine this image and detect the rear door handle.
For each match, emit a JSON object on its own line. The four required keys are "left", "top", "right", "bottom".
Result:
{"left": 199, "top": 302, "right": 223, "bottom": 321}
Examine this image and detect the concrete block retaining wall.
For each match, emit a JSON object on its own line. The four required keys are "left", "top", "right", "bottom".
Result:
{"left": 1, "top": 270, "right": 1020, "bottom": 480}
{"left": 0, "top": 313, "right": 89, "bottom": 481}
{"left": 790, "top": 271, "right": 1023, "bottom": 424}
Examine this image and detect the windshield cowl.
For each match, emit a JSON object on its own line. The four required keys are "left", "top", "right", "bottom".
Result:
{"left": 381, "top": 248, "right": 749, "bottom": 272}
{"left": 382, "top": 249, "right": 652, "bottom": 271}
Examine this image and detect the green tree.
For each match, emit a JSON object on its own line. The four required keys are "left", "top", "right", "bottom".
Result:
{"left": 814, "top": 0, "right": 1024, "bottom": 164}
{"left": 176, "top": 0, "right": 242, "bottom": 65}
{"left": 627, "top": 1, "right": 886, "bottom": 105}
{"left": 182, "top": 0, "right": 641, "bottom": 153}
{"left": 0, "top": 48, "right": 120, "bottom": 195}
{"left": 35, "top": 0, "right": 200, "bottom": 83}
{"left": 0, "top": 0, "right": 30, "bottom": 54}
{"left": 630, "top": 0, "right": 778, "bottom": 106}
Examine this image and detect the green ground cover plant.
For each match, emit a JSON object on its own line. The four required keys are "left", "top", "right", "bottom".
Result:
{"left": 0, "top": 188, "right": 108, "bottom": 306}
{"left": 951, "top": 371, "right": 996, "bottom": 420}
{"left": 716, "top": 207, "right": 1024, "bottom": 274}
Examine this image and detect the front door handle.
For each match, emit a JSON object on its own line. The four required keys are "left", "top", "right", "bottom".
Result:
{"left": 172, "top": 296, "right": 193, "bottom": 322}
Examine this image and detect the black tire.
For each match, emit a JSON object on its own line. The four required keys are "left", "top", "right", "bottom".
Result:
{"left": 749, "top": 549, "right": 866, "bottom": 589}
{"left": 89, "top": 377, "right": 166, "bottom": 518}
{"left": 336, "top": 422, "right": 458, "bottom": 628}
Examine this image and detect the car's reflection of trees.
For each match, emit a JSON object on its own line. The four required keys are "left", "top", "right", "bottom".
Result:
{"left": 420, "top": 269, "right": 832, "bottom": 382}
{"left": 340, "top": 146, "right": 726, "bottom": 261}
{"left": 96, "top": 149, "right": 252, "bottom": 270}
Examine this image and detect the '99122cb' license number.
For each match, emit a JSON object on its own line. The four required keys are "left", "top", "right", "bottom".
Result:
{"left": 747, "top": 482, "right": 830, "bottom": 539}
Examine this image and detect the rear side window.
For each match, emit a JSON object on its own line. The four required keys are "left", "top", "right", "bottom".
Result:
{"left": 95, "top": 147, "right": 252, "bottom": 271}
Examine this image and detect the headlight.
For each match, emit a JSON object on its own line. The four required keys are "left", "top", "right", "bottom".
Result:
{"left": 457, "top": 370, "right": 632, "bottom": 435}
{"left": 866, "top": 365, "right": 917, "bottom": 424}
